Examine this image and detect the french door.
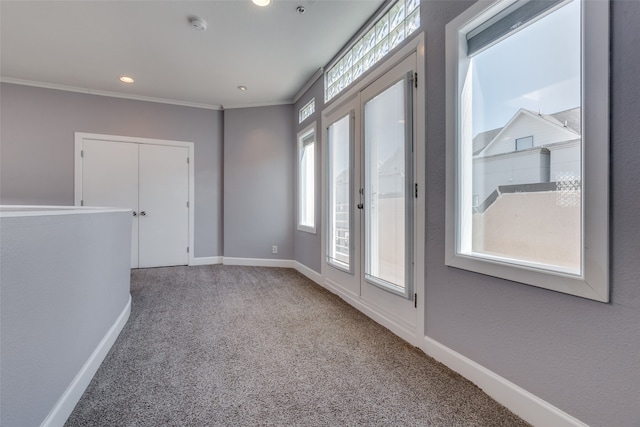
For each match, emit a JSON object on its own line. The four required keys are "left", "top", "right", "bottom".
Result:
{"left": 323, "top": 52, "right": 419, "bottom": 337}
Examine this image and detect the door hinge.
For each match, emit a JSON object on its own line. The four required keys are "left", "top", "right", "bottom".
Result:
{"left": 415, "top": 183, "right": 418, "bottom": 198}
{"left": 187, "top": 247, "right": 190, "bottom": 253}
{"left": 414, "top": 293, "right": 418, "bottom": 308}
{"left": 186, "top": 201, "right": 189, "bottom": 208}
{"left": 187, "top": 157, "right": 190, "bottom": 164}
{"left": 80, "top": 200, "right": 84, "bottom": 206}
{"left": 80, "top": 150, "right": 84, "bottom": 158}
{"left": 414, "top": 72, "right": 418, "bottom": 88}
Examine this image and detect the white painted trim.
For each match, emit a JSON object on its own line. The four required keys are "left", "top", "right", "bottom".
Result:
{"left": 41, "top": 295, "right": 131, "bottom": 427}
{"left": 222, "top": 257, "right": 295, "bottom": 268}
{"left": 0, "top": 205, "right": 130, "bottom": 217}
{"left": 190, "top": 256, "right": 223, "bottom": 266}
{"left": 293, "top": 67, "right": 324, "bottom": 104}
{"left": 293, "top": 261, "right": 322, "bottom": 285}
{"left": 221, "top": 100, "right": 294, "bottom": 110}
{"left": 0, "top": 77, "right": 223, "bottom": 110}
{"left": 316, "top": 277, "right": 420, "bottom": 347}
{"left": 74, "top": 132, "right": 196, "bottom": 267}
{"left": 421, "top": 336, "right": 588, "bottom": 427}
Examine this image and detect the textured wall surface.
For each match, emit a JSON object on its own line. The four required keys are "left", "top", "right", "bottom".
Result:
{"left": 0, "top": 209, "right": 131, "bottom": 426}
{"left": 292, "top": 1, "right": 640, "bottom": 425}
{"left": 421, "top": 1, "right": 640, "bottom": 426}
{"left": 0, "top": 84, "right": 224, "bottom": 257}
{"left": 223, "top": 105, "right": 295, "bottom": 260}
{"left": 293, "top": 77, "right": 324, "bottom": 273}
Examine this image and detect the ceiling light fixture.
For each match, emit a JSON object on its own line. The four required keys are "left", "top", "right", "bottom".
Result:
{"left": 188, "top": 16, "right": 207, "bottom": 31}
{"left": 119, "top": 76, "right": 134, "bottom": 84}
{"left": 237, "top": 86, "right": 247, "bottom": 91}
{"left": 252, "top": 0, "right": 271, "bottom": 7}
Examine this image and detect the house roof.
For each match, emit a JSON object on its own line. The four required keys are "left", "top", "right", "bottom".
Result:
{"left": 472, "top": 107, "right": 581, "bottom": 155}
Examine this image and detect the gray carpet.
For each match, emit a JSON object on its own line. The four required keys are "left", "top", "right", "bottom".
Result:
{"left": 65, "top": 265, "right": 530, "bottom": 426}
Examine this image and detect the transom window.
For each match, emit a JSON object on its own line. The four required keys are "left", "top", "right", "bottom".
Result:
{"left": 324, "top": 0, "right": 420, "bottom": 102}
{"left": 299, "top": 98, "right": 315, "bottom": 124}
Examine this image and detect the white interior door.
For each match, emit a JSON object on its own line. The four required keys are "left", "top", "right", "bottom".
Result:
{"left": 81, "top": 139, "right": 139, "bottom": 268}
{"left": 138, "top": 144, "right": 189, "bottom": 268}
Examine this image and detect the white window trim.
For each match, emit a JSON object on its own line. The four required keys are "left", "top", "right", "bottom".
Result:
{"left": 444, "top": 0, "right": 609, "bottom": 302}
{"left": 324, "top": 0, "right": 421, "bottom": 103}
{"left": 299, "top": 98, "right": 315, "bottom": 124}
{"left": 297, "top": 122, "right": 317, "bottom": 234}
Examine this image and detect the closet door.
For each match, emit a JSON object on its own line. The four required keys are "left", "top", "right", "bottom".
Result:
{"left": 81, "top": 139, "right": 140, "bottom": 268}
{"left": 138, "top": 144, "right": 189, "bottom": 268}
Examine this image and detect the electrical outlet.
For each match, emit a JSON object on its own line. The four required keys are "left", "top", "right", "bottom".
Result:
{"left": 272, "top": 245, "right": 278, "bottom": 254}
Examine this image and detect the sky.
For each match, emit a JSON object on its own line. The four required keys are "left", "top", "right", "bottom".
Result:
{"left": 471, "top": 0, "right": 581, "bottom": 136}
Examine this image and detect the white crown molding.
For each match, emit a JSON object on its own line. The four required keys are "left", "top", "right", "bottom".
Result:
{"left": 293, "top": 67, "right": 324, "bottom": 104}
{"left": 0, "top": 77, "right": 223, "bottom": 110}
{"left": 221, "top": 100, "right": 294, "bottom": 110}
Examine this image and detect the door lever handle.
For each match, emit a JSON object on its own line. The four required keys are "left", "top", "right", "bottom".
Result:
{"left": 132, "top": 211, "right": 137, "bottom": 217}
{"left": 140, "top": 211, "right": 146, "bottom": 216}
{"left": 357, "top": 203, "right": 364, "bottom": 209}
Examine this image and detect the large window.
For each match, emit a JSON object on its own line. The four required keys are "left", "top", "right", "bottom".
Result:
{"left": 298, "top": 124, "right": 316, "bottom": 233}
{"left": 445, "top": 0, "right": 609, "bottom": 301}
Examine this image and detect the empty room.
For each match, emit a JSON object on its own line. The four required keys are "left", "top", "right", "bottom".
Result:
{"left": 1, "top": 1, "right": 638, "bottom": 426}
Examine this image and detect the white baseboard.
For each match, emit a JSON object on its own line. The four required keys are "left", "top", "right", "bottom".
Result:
{"left": 293, "top": 261, "right": 322, "bottom": 284}
{"left": 190, "top": 256, "right": 223, "bottom": 266}
{"left": 422, "top": 336, "right": 588, "bottom": 427}
{"left": 222, "top": 257, "right": 295, "bottom": 268}
{"left": 41, "top": 295, "right": 132, "bottom": 427}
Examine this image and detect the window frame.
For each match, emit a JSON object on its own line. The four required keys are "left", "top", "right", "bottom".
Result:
{"left": 299, "top": 98, "right": 315, "bottom": 124}
{"left": 297, "top": 122, "right": 317, "bottom": 234}
{"left": 444, "top": 0, "right": 610, "bottom": 302}
{"left": 326, "top": 111, "right": 355, "bottom": 273}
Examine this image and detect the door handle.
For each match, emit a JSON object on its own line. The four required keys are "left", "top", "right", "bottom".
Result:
{"left": 132, "top": 211, "right": 137, "bottom": 217}
{"left": 357, "top": 203, "right": 364, "bottom": 209}
{"left": 140, "top": 211, "right": 146, "bottom": 216}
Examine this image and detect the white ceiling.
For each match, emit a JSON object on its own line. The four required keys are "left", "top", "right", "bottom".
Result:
{"left": 0, "top": 0, "right": 384, "bottom": 109}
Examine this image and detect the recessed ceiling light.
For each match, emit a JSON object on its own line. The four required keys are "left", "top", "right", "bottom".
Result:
{"left": 252, "top": 0, "right": 271, "bottom": 7}
{"left": 119, "top": 76, "right": 134, "bottom": 84}
{"left": 237, "top": 86, "right": 247, "bottom": 91}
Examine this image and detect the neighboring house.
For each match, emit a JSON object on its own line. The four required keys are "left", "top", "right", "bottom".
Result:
{"left": 472, "top": 107, "right": 581, "bottom": 208}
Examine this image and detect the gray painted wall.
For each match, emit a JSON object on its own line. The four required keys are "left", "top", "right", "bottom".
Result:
{"left": 0, "top": 83, "right": 223, "bottom": 257}
{"left": 421, "top": 1, "right": 637, "bottom": 426}
{"left": 223, "top": 105, "right": 294, "bottom": 260}
{"left": 293, "top": 77, "right": 324, "bottom": 273}
{"left": 0, "top": 209, "right": 131, "bottom": 426}
{"left": 292, "top": 1, "right": 640, "bottom": 425}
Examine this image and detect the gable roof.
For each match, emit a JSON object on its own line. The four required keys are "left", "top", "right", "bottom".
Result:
{"left": 474, "top": 107, "right": 581, "bottom": 156}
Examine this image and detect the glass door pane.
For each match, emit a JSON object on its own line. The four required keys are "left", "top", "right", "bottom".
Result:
{"left": 363, "top": 78, "right": 411, "bottom": 295}
{"left": 327, "top": 114, "right": 352, "bottom": 270}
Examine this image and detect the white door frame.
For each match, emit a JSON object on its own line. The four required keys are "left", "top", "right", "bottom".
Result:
{"left": 74, "top": 132, "right": 196, "bottom": 266}
{"left": 321, "top": 33, "right": 426, "bottom": 346}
